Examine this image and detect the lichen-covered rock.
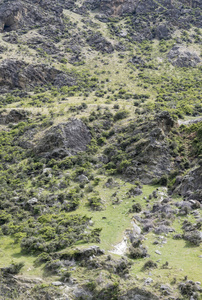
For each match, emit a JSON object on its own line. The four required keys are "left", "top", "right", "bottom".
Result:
{"left": 34, "top": 119, "right": 91, "bottom": 158}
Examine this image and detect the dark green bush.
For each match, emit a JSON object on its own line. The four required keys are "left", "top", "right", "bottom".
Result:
{"left": 114, "top": 110, "right": 129, "bottom": 121}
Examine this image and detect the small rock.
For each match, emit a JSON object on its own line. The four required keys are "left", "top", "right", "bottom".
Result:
{"left": 27, "top": 198, "right": 38, "bottom": 205}
{"left": 144, "top": 277, "right": 153, "bottom": 285}
{"left": 160, "top": 284, "right": 172, "bottom": 291}
{"left": 89, "top": 220, "right": 94, "bottom": 226}
{"left": 155, "top": 250, "right": 161, "bottom": 255}
{"left": 77, "top": 174, "right": 89, "bottom": 183}
{"left": 51, "top": 281, "right": 63, "bottom": 286}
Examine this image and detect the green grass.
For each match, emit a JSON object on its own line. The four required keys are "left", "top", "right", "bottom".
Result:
{"left": 0, "top": 236, "right": 41, "bottom": 277}
{"left": 68, "top": 178, "right": 155, "bottom": 250}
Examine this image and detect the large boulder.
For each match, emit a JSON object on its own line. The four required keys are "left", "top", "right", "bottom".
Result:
{"left": 34, "top": 119, "right": 91, "bottom": 158}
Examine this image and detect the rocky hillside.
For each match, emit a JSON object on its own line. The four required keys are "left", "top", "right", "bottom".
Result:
{"left": 0, "top": 0, "right": 201, "bottom": 299}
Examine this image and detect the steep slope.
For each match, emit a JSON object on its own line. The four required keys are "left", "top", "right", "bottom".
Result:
{"left": 0, "top": 0, "right": 201, "bottom": 299}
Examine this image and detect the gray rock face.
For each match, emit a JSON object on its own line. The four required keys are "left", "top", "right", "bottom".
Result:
{"left": 0, "top": 60, "right": 76, "bottom": 93}
{"left": 173, "top": 166, "right": 202, "bottom": 201}
{"left": 155, "top": 111, "right": 175, "bottom": 134}
{"left": 34, "top": 119, "right": 91, "bottom": 158}
{"left": 0, "top": 0, "right": 63, "bottom": 33}
{"left": 168, "top": 46, "right": 201, "bottom": 67}
{"left": 73, "top": 287, "right": 93, "bottom": 300}
{"left": 0, "top": 1, "right": 24, "bottom": 32}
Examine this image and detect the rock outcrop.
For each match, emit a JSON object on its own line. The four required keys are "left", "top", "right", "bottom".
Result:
{"left": 0, "top": 60, "right": 77, "bottom": 92}
{"left": 173, "top": 165, "right": 202, "bottom": 201}
{"left": 0, "top": 109, "right": 29, "bottom": 124}
{"left": 34, "top": 119, "right": 91, "bottom": 158}
{"left": 86, "top": 32, "right": 114, "bottom": 53}
{"left": 125, "top": 112, "right": 176, "bottom": 183}
{"left": 83, "top": 0, "right": 201, "bottom": 16}
{"left": 0, "top": 0, "right": 63, "bottom": 33}
{"left": 168, "top": 46, "right": 201, "bottom": 67}
{"left": 0, "top": 1, "right": 26, "bottom": 32}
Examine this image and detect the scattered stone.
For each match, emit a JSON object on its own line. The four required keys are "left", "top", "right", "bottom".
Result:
{"left": 155, "top": 250, "right": 161, "bottom": 255}
{"left": 160, "top": 284, "right": 172, "bottom": 291}
{"left": 154, "top": 225, "right": 174, "bottom": 234}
